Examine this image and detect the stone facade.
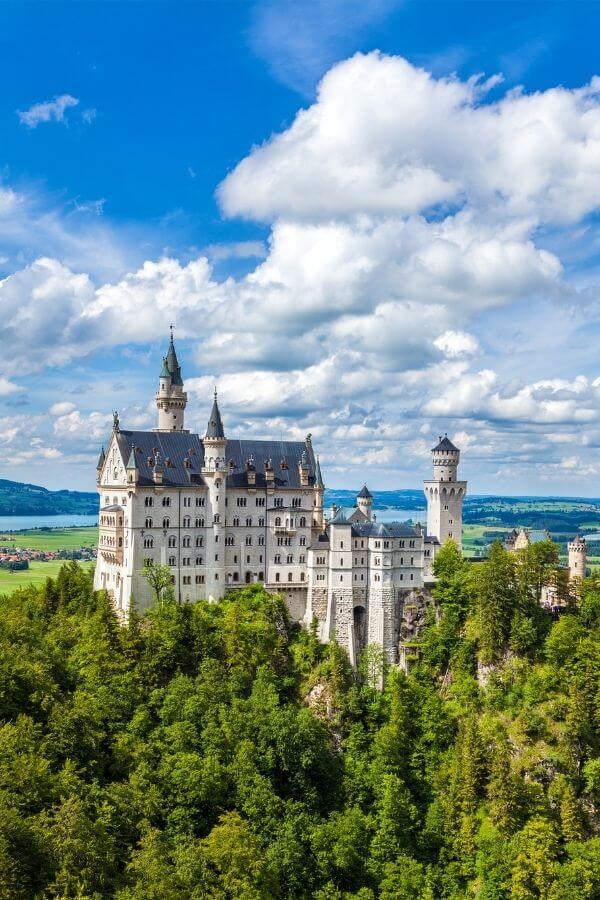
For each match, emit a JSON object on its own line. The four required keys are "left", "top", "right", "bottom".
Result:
{"left": 94, "top": 335, "right": 467, "bottom": 670}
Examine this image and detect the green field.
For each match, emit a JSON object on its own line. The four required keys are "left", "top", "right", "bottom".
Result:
{"left": 0, "top": 527, "right": 97, "bottom": 551}
{"left": 0, "top": 559, "right": 94, "bottom": 594}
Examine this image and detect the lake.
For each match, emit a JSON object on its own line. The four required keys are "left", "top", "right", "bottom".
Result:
{"left": 0, "top": 514, "right": 98, "bottom": 532}
{"left": 372, "top": 508, "right": 426, "bottom": 523}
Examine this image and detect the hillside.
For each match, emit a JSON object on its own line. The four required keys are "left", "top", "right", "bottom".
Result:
{"left": 0, "top": 478, "right": 98, "bottom": 516}
{"left": 0, "top": 555, "right": 599, "bottom": 897}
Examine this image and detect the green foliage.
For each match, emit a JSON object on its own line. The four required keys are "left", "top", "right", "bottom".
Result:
{"left": 0, "top": 561, "right": 599, "bottom": 897}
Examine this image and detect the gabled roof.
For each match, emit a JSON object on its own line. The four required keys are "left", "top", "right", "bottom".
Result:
{"left": 110, "top": 430, "right": 320, "bottom": 489}
{"left": 358, "top": 484, "right": 372, "bottom": 499}
{"left": 432, "top": 434, "right": 459, "bottom": 452}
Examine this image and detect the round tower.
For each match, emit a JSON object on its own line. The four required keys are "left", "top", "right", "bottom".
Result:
{"left": 202, "top": 388, "right": 227, "bottom": 599}
{"left": 155, "top": 328, "right": 188, "bottom": 432}
{"left": 357, "top": 484, "right": 373, "bottom": 521}
{"left": 423, "top": 434, "right": 467, "bottom": 550}
{"left": 568, "top": 535, "right": 587, "bottom": 582}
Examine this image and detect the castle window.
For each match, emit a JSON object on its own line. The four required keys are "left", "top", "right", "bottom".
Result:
{"left": 246, "top": 517, "right": 252, "bottom": 527}
{"left": 374, "top": 557, "right": 380, "bottom": 566}
{"left": 361, "top": 540, "right": 364, "bottom": 548}
{"left": 287, "top": 554, "right": 293, "bottom": 563}
{"left": 245, "top": 536, "right": 252, "bottom": 546}
{"left": 196, "top": 497, "right": 205, "bottom": 507}
{"left": 401, "top": 557, "right": 404, "bottom": 565}
{"left": 256, "top": 497, "right": 265, "bottom": 507}
{"left": 168, "top": 536, "right": 176, "bottom": 548}
{"left": 292, "top": 498, "right": 301, "bottom": 508}
{"left": 410, "top": 574, "right": 414, "bottom": 581}
{"left": 143, "top": 537, "right": 153, "bottom": 549}
{"left": 183, "top": 557, "right": 191, "bottom": 566}
{"left": 162, "top": 497, "right": 171, "bottom": 507}
{"left": 258, "top": 517, "right": 265, "bottom": 527}
{"left": 275, "top": 517, "right": 281, "bottom": 527}
{"left": 258, "top": 536, "right": 265, "bottom": 546}
{"left": 288, "top": 573, "right": 293, "bottom": 582}
{"left": 183, "top": 516, "right": 190, "bottom": 528}
{"left": 275, "top": 554, "right": 281, "bottom": 564}
{"left": 300, "top": 536, "right": 306, "bottom": 546}
{"left": 144, "top": 497, "right": 153, "bottom": 507}
{"left": 246, "top": 555, "right": 250, "bottom": 564}
{"left": 384, "top": 541, "right": 389, "bottom": 548}
{"left": 214, "top": 514, "right": 220, "bottom": 524}
{"left": 233, "top": 517, "right": 240, "bottom": 527}
{"left": 340, "top": 541, "right": 344, "bottom": 549}
{"left": 400, "top": 573, "right": 403, "bottom": 580}
{"left": 196, "top": 536, "right": 203, "bottom": 547}
{"left": 317, "top": 556, "right": 325, "bottom": 565}
{"left": 374, "top": 541, "right": 380, "bottom": 548}
{"left": 236, "top": 497, "right": 247, "bottom": 507}
{"left": 259, "top": 555, "right": 263, "bottom": 563}
{"left": 444, "top": 504, "right": 449, "bottom": 510}
{"left": 361, "top": 574, "right": 364, "bottom": 581}
{"left": 196, "top": 575, "right": 204, "bottom": 584}
{"left": 259, "top": 571, "right": 264, "bottom": 581}
{"left": 168, "top": 556, "right": 176, "bottom": 566}
{"left": 215, "top": 554, "right": 219, "bottom": 561}
{"left": 163, "top": 518, "right": 170, "bottom": 528}
{"left": 196, "top": 556, "right": 203, "bottom": 565}
{"left": 183, "top": 536, "right": 191, "bottom": 548}
{"left": 275, "top": 573, "right": 280, "bottom": 582}
{"left": 226, "top": 536, "right": 234, "bottom": 546}
{"left": 340, "top": 575, "right": 343, "bottom": 582}
{"left": 274, "top": 498, "right": 284, "bottom": 508}
{"left": 195, "top": 517, "right": 204, "bottom": 527}
{"left": 299, "top": 554, "right": 305, "bottom": 564}
{"left": 183, "top": 497, "right": 191, "bottom": 507}
{"left": 299, "top": 516, "right": 306, "bottom": 527}
{"left": 183, "top": 576, "right": 191, "bottom": 585}
{"left": 145, "top": 517, "right": 153, "bottom": 528}
{"left": 144, "top": 557, "right": 152, "bottom": 566}
{"left": 409, "top": 540, "right": 415, "bottom": 548}
{"left": 375, "top": 574, "right": 380, "bottom": 582}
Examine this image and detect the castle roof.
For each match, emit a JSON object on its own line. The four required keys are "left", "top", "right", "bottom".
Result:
{"left": 165, "top": 335, "right": 183, "bottom": 386}
{"left": 357, "top": 484, "right": 372, "bottom": 499}
{"left": 432, "top": 434, "right": 459, "bottom": 452}
{"left": 111, "top": 430, "right": 320, "bottom": 490}
{"left": 205, "top": 390, "right": 225, "bottom": 439}
{"left": 314, "top": 456, "right": 324, "bottom": 488}
{"left": 96, "top": 446, "right": 105, "bottom": 470}
{"left": 351, "top": 521, "right": 421, "bottom": 538}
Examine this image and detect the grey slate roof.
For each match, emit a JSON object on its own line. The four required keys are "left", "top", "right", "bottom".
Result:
{"left": 112, "top": 430, "right": 320, "bottom": 489}
{"left": 166, "top": 337, "right": 183, "bottom": 386}
{"left": 351, "top": 522, "right": 421, "bottom": 538}
{"left": 432, "top": 434, "right": 459, "bottom": 452}
{"left": 96, "top": 446, "right": 105, "bottom": 470}
{"left": 358, "top": 484, "right": 372, "bottom": 499}
{"left": 314, "top": 456, "right": 324, "bottom": 488}
{"left": 205, "top": 393, "right": 225, "bottom": 439}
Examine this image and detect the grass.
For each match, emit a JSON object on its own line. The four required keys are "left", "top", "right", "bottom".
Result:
{"left": 0, "top": 560, "right": 94, "bottom": 594}
{"left": 0, "top": 527, "right": 98, "bottom": 552}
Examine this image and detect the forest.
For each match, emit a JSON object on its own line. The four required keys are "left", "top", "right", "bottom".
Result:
{"left": 0, "top": 541, "right": 599, "bottom": 898}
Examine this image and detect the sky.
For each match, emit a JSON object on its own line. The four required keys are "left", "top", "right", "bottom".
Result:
{"left": 0, "top": 0, "right": 599, "bottom": 495}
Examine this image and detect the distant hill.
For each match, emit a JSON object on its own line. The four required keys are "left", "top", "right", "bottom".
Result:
{"left": 0, "top": 479, "right": 98, "bottom": 516}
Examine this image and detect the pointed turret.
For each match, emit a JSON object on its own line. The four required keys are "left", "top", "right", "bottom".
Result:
{"left": 357, "top": 483, "right": 373, "bottom": 521}
{"left": 155, "top": 327, "right": 188, "bottom": 431}
{"left": 96, "top": 446, "right": 105, "bottom": 471}
{"left": 315, "top": 456, "right": 324, "bottom": 488}
{"left": 126, "top": 447, "right": 139, "bottom": 485}
{"left": 205, "top": 388, "right": 225, "bottom": 439}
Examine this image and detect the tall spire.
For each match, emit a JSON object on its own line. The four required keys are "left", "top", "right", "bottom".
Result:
{"left": 166, "top": 328, "right": 183, "bottom": 386}
{"left": 155, "top": 327, "right": 188, "bottom": 431}
{"left": 315, "top": 455, "right": 324, "bottom": 488}
{"left": 205, "top": 387, "right": 225, "bottom": 439}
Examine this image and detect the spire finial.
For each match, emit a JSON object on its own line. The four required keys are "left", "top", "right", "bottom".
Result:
{"left": 214, "top": 385, "right": 218, "bottom": 400}
{"left": 169, "top": 323, "right": 174, "bottom": 340}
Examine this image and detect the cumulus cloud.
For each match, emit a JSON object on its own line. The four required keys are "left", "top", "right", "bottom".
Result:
{"left": 219, "top": 53, "right": 600, "bottom": 225}
{"left": 17, "top": 94, "right": 79, "bottom": 128}
{"left": 434, "top": 330, "right": 480, "bottom": 358}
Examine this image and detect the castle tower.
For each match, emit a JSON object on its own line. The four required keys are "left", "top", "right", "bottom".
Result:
{"left": 155, "top": 329, "right": 188, "bottom": 432}
{"left": 314, "top": 455, "right": 325, "bottom": 529}
{"left": 357, "top": 484, "right": 373, "bottom": 521}
{"left": 423, "top": 434, "right": 467, "bottom": 550}
{"left": 568, "top": 535, "right": 587, "bottom": 582}
{"left": 202, "top": 388, "right": 227, "bottom": 599}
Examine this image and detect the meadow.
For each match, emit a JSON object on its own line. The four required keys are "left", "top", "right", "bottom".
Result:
{"left": 0, "top": 527, "right": 97, "bottom": 552}
{"left": 0, "top": 559, "right": 93, "bottom": 593}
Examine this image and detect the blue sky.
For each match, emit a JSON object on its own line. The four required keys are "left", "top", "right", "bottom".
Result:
{"left": 0, "top": 0, "right": 599, "bottom": 493}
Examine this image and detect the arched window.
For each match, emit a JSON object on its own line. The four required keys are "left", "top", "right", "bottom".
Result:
{"left": 196, "top": 555, "right": 203, "bottom": 565}
{"left": 144, "top": 497, "right": 153, "bottom": 507}
{"left": 300, "top": 516, "right": 306, "bottom": 527}
{"left": 300, "top": 572, "right": 305, "bottom": 581}
{"left": 168, "top": 556, "right": 176, "bottom": 567}
{"left": 275, "top": 517, "right": 281, "bottom": 527}
{"left": 183, "top": 536, "right": 190, "bottom": 547}
{"left": 168, "top": 535, "right": 176, "bottom": 548}
{"left": 162, "top": 497, "right": 171, "bottom": 507}
{"left": 196, "top": 536, "right": 203, "bottom": 547}
{"left": 288, "top": 572, "right": 293, "bottom": 582}
{"left": 233, "top": 517, "right": 240, "bottom": 527}
{"left": 287, "top": 554, "right": 293, "bottom": 563}
{"left": 246, "top": 517, "right": 252, "bottom": 527}
{"left": 259, "top": 571, "right": 264, "bottom": 581}
{"left": 143, "top": 537, "right": 153, "bottom": 549}
{"left": 183, "top": 516, "right": 191, "bottom": 528}
{"left": 258, "top": 517, "right": 265, "bottom": 527}
{"left": 163, "top": 518, "right": 170, "bottom": 528}
{"left": 275, "top": 553, "right": 281, "bottom": 564}
{"left": 195, "top": 517, "right": 204, "bottom": 527}
{"left": 145, "top": 517, "right": 153, "bottom": 528}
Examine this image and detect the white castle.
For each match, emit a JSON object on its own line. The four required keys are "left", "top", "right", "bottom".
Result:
{"left": 94, "top": 334, "right": 466, "bottom": 666}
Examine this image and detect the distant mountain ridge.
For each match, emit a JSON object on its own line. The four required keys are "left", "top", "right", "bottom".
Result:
{"left": 0, "top": 479, "right": 98, "bottom": 516}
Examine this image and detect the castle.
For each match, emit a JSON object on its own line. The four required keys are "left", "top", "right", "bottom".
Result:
{"left": 94, "top": 334, "right": 467, "bottom": 666}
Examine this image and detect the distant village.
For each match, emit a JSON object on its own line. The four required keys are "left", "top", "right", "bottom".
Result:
{"left": 0, "top": 538, "right": 97, "bottom": 571}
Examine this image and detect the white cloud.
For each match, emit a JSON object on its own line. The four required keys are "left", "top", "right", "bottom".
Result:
{"left": 17, "top": 94, "right": 79, "bottom": 128}
{"left": 220, "top": 53, "right": 600, "bottom": 225}
{"left": 49, "top": 401, "right": 77, "bottom": 416}
{"left": 0, "top": 378, "right": 21, "bottom": 396}
{"left": 434, "top": 330, "right": 480, "bottom": 358}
